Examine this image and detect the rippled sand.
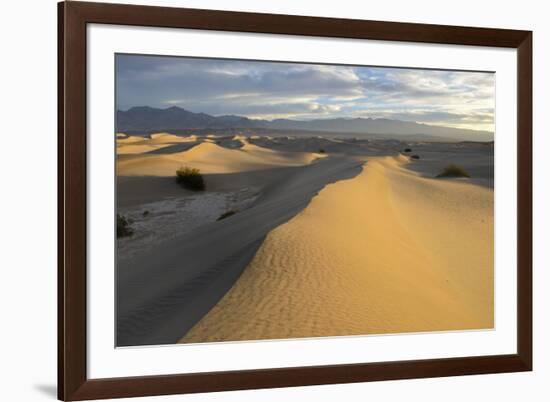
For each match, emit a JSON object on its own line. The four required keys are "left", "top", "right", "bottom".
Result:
{"left": 181, "top": 155, "right": 493, "bottom": 343}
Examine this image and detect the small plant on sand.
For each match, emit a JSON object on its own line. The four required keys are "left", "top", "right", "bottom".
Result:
{"left": 217, "top": 210, "right": 237, "bottom": 221}
{"left": 318, "top": 148, "right": 326, "bottom": 153}
{"left": 117, "top": 214, "right": 134, "bottom": 238}
{"left": 436, "top": 164, "right": 471, "bottom": 178}
{"left": 403, "top": 148, "right": 412, "bottom": 153}
{"left": 410, "top": 154, "right": 420, "bottom": 160}
{"left": 176, "top": 166, "right": 205, "bottom": 191}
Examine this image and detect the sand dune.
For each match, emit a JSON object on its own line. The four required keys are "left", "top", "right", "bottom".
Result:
{"left": 116, "top": 133, "right": 199, "bottom": 155}
{"left": 149, "top": 133, "right": 197, "bottom": 142}
{"left": 247, "top": 135, "right": 406, "bottom": 156}
{"left": 115, "top": 134, "right": 494, "bottom": 346}
{"left": 180, "top": 155, "right": 493, "bottom": 343}
{"left": 117, "top": 140, "right": 325, "bottom": 176}
{"left": 116, "top": 156, "right": 362, "bottom": 346}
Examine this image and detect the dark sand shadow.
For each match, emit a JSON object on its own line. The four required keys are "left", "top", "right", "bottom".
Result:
{"left": 144, "top": 141, "right": 200, "bottom": 155}
{"left": 116, "top": 156, "right": 364, "bottom": 346}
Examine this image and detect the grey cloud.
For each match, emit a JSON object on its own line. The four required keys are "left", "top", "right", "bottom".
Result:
{"left": 116, "top": 54, "right": 495, "bottom": 130}
{"left": 117, "top": 55, "right": 362, "bottom": 111}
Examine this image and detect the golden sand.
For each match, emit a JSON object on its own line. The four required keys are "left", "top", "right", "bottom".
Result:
{"left": 117, "top": 140, "right": 325, "bottom": 176}
{"left": 116, "top": 133, "right": 198, "bottom": 155}
{"left": 180, "top": 155, "right": 493, "bottom": 343}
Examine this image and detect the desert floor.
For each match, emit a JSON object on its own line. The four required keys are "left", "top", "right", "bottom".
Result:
{"left": 115, "top": 133, "right": 494, "bottom": 346}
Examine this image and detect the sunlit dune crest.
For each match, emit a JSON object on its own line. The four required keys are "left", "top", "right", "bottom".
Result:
{"left": 117, "top": 138, "right": 326, "bottom": 175}
{"left": 181, "top": 155, "right": 493, "bottom": 343}
{"left": 116, "top": 133, "right": 200, "bottom": 154}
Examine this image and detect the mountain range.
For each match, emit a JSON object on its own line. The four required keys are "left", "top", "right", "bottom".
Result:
{"left": 116, "top": 106, "right": 494, "bottom": 142}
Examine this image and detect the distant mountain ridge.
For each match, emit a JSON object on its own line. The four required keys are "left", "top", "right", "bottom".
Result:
{"left": 116, "top": 106, "right": 494, "bottom": 142}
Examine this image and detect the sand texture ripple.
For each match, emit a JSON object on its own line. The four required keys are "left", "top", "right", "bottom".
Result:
{"left": 181, "top": 155, "right": 493, "bottom": 343}
{"left": 116, "top": 156, "right": 362, "bottom": 346}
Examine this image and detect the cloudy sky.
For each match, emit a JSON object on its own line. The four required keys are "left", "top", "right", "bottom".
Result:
{"left": 116, "top": 54, "right": 495, "bottom": 132}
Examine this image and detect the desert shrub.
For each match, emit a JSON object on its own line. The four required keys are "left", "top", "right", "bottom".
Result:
{"left": 176, "top": 166, "right": 205, "bottom": 191}
{"left": 142, "top": 210, "right": 150, "bottom": 217}
{"left": 217, "top": 210, "right": 237, "bottom": 221}
{"left": 436, "top": 164, "right": 471, "bottom": 178}
{"left": 117, "top": 214, "right": 134, "bottom": 238}
{"left": 410, "top": 154, "right": 420, "bottom": 160}
{"left": 318, "top": 148, "right": 326, "bottom": 153}
{"left": 403, "top": 148, "right": 412, "bottom": 152}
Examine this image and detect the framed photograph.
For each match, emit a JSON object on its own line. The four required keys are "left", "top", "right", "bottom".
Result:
{"left": 58, "top": 1, "right": 532, "bottom": 400}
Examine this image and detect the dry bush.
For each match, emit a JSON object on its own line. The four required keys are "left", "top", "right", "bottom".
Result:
{"left": 436, "top": 164, "right": 471, "bottom": 178}
{"left": 176, "top": 166, "right": 205, "bottom": 191}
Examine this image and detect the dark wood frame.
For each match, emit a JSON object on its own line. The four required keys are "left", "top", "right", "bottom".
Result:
{"left": 58, "top": 1, "right": 532, "bottom": 400}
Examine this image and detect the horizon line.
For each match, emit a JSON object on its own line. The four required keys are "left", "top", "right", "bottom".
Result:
{"left": 117, "top": 105, "right": 494, "bottom": 134}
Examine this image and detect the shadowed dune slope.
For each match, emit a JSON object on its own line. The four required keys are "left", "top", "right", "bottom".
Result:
{"left": 116, "top": 156, "right": 362, "bottom": 346}
{"left": 181, "top": 155, "right": 494, "bottom": 343}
